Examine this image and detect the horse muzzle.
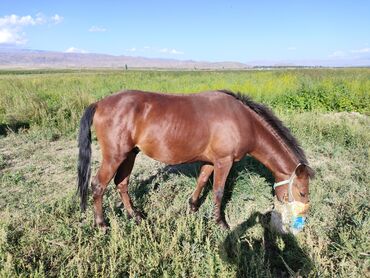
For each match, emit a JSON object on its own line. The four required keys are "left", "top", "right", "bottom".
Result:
{"left": 270, "top": 198, "right": 310, "bottom": 235}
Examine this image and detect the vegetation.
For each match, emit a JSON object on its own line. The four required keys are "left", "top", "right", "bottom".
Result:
{"left": 0, "top": 69, "right": 369, "bottom": 137}
{"left": 0, "top": 69, "right": 369, "bottom": 277}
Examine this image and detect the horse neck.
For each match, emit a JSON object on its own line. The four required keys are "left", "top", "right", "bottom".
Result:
{"left": 248, "top": 112, "right": 298, "bottom": 181}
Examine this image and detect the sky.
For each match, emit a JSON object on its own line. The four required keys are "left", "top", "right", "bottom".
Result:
{"left": 0, "top": 0, "right": 369, "bottom": 62}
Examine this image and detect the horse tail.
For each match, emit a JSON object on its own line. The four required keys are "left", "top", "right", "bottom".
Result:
{"left": 77, "top": 103, "right": 96, "bottom": 212}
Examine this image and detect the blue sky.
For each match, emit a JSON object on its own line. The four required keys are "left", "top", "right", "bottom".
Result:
{"left": 1, "top": 1, "right": 369, "bottom": 62}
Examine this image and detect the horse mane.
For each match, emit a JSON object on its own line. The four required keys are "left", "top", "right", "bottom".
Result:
{"left": 219, "top": 90, "right": 312, "bottom": 173}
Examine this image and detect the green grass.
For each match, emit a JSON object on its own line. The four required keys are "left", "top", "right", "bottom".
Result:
{"left": 0, "top": 69, "right": 369, "bottom": 277}
{"left": 0, "top": 69, "right": 369, "bottom": 138}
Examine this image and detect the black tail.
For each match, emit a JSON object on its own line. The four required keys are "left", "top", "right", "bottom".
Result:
{"left": 77, "top": 103, "right": 96, "bottom": 212}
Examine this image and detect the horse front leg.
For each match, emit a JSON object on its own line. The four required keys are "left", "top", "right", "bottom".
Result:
{"left": 189, "top": 163, "right": 214, "bottom": 212}
{"left": 212, "top": 158, "right": 233, "bottom": 230}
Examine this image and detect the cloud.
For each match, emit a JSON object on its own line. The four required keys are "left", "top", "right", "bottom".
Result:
{"left": 350, "top": 47, "right": 370, "bottom": 53}
{"left": 0, "top": 28, "right": 26, "bottom": 44}
{"left": 329, "top": 50, "right": 346, "bottom": 58}
{"left": 89, "top": 26, "right": 107, "bottom": 32}
{"left": 0, "top": 14, "right": 44, "bottom": 27}
{"left": 123, "top": 46, "right": 184, "bottom": 56}
{"left": 328, "top": 48, "right": 370, "bottom": 59}
{"left": 51, "top": 14, "right": 63, "bottom": 24}
{"left": 0, "top": 14, "right": 63, "bottom": 45}
{"left": 287, "top": 46, "right": 296, "bottom": 51}
{"left": 65, "top": 47, "right": 88, "bottom": 54}
{"left": 159, "top": 48, "right": 184, "bottom": 55}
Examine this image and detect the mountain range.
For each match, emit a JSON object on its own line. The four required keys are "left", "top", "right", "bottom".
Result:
{"left": 0, "top": 48, "right": 369, "bottom": 69}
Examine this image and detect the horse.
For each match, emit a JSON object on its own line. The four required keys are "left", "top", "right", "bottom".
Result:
{"left": 77, "top": 90, "right": 314, "bottom": 231}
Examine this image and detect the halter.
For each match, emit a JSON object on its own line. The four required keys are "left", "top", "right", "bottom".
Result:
{"left": 273, "top": 163, "right": 302, "bottom": 202}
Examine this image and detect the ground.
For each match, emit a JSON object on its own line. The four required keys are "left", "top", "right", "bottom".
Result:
{"left": 0, "top": 111, "right": 369, "bottom": 277}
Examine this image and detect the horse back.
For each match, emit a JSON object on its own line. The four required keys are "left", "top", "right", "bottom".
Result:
{"left": 93, "top": 90, "right": 255, "bottom": 164}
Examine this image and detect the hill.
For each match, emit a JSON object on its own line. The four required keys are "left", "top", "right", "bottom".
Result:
{"left": 0, "top": 48, "right": 249, "bottom": 69}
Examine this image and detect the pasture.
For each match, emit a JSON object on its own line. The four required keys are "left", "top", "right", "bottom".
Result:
{"left": 0, "top": 69, "right": 369, "bottom": 277}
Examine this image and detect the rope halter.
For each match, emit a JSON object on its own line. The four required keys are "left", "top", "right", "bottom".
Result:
{"left": 273, "top": 163, "right": 302, "bottom": 202}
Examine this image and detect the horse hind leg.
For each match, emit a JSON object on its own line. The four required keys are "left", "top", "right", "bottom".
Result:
{"left": 91, "top": 150, "right": 130, "bottom": 229}
{"left": 114, "top": 149, "right": 143, "bottom": 224}
{"left": 189, "top": 164, "right": 214, "bottom": 212}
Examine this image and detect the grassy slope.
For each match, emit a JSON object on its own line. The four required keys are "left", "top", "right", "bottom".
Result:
{"left": 0, "top": 111, "right": 369, "bottom": 277}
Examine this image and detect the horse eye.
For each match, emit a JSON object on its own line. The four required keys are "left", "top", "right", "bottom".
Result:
{"left": 299, "top": 192, "right": 306, "bottom": 197}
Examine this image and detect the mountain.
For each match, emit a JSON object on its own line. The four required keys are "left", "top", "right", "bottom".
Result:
{"left": 0, "top": 48, "right": 249, "bottom": 69}
{"left": 0, "top": 48, "right": 369, "bottom": 68}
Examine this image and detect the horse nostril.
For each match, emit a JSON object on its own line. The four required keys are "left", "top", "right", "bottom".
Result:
{"left": 299, "top": 192, "right": 306, "bottom": 197}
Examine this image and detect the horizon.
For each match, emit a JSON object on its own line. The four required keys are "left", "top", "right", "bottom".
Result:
{"left": 1, "top": 1, "right": 370, "bottom": 65}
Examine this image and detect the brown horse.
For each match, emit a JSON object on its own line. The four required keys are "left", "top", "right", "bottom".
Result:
{"left": 77, "top": 90, "right": 314, "bottom": 230}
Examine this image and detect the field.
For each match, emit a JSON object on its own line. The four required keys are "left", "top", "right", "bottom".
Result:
{"left": 0, "top": 69, "right": 369, "bottom": 277}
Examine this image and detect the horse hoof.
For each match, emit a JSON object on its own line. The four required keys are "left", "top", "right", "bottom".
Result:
{"left": 128, "top": 211, "right": 145, "bottom": 224}
{"left": 188, "top": 198, "right": 199, "bottom": 213}
{"left": 96, "top": 222, "right": 109, "bottom": 233}
{"left": 101, "top": 225, "right": 109, "bottom": 234}
{"left": 134, "top": 212, "right": 143, "bottom": 224}
{"left": 217, "top": 219, "right": 230, "bottom": 230}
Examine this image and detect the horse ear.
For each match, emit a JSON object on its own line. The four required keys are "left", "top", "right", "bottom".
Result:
{"left": 295, "top": 164, "right": 307, "bottom": 177}
{"left": 295, "top": 164, "right": 315, "bottom": 179}
{"left": 306, "top": 165, "right": 315, "bottom": 179}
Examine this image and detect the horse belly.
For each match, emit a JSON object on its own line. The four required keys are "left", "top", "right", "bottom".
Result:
{"left": 137, "top": 139, "right": 205, "bottom": 164}
{"left": 135, "top": 124, "right": 209, "bottom": 165}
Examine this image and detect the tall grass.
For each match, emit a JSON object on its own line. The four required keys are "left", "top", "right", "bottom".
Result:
{"left": 0, "top": 69, "right": 369, "bottom": 138}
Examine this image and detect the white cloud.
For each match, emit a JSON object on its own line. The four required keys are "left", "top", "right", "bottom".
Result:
{"left": 0, "top": 14, "right": 42, "bottom": 27}
{"left": 329, "top": 48, "right": 370, "bottom": 59}
{"left": 51, "top": 14, "right": 63, "bottom": 24}
{"left": 159, "top": 48, "right": 184, "bottom": 55}
{"left": 0, "top": 13, "right": 63, "bottom": 45}
{"left": 123, "top": 46, "right": 184, "bottom": 55}
{"left": 170, "top": 49, "right": 184, "bottom": 55}
{"left": 350, "top": 47, "right": 370, "bottom": 53}
{"left": 89, "top": 26, "right": 106, "bottom": 32}
{"left": 65, "top": 47, "right": 88, "bottom": 54}
{"left": 329, "top": 50, "right": 346, "bottom": 58}
{"left": 0, "top": 28, "right": 26, "bottom": 44}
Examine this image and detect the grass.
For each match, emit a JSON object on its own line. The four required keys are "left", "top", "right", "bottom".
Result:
{"left": 0, "top": 69, "right": 369, "bottom": 138}
{"left": 0, "top": 69, "right": 369, "bottom": 277}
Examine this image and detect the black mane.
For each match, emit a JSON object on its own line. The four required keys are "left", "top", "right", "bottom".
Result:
{"left": 219, "top": 90, "right": 309, "bottom": 166}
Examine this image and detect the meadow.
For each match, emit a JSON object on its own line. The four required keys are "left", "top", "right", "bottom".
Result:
{"left": 0, "top": 69, "right": 369, "bottom": 277}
